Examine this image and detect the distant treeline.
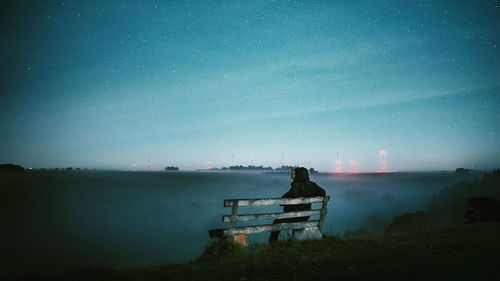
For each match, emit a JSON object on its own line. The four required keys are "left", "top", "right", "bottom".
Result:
{"left": 194, "top": 165, "right": 319, "bottom": 173}
{"left": 165, "top": 166, "right": 179, "bottom": 171}
{"left": 39, "top": 167, "right": 90, "bottom": 171}
{"left": 0, "top": 164, "right": 93, "bottom": 172}
{"left": 1, "top": 163, "right": 307, "bottom": 173}
{"left": 229, "top": 165, "right": 272, "bottom": 171}
{"left": 456, "top": 167, "right": 473, "bottom": 174}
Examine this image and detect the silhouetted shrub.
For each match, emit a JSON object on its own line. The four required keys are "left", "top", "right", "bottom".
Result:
{"left": 464, "top": 196, "right": 500, "bottom": 224}
{"left": 199, "top": 239, "right": 243, "bottom": 260}
{"left": 385, "top": 211, "right": 430, "bottom": 234}
{"left": 0, "top": 164, "right": 25, "bottom": 172}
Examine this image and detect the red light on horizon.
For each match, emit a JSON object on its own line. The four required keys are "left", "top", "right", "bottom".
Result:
{"left": 329, "top": 170, "right": 393, "bottom": 174}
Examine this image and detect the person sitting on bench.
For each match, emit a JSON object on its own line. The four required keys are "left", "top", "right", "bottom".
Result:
{"left": 268, "top": 167, "right": 326, "bottom": 243}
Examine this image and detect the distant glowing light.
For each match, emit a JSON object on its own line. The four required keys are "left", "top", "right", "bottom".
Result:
{"left": 336, "top": 152, "right": 340, "bottom": 171}
{"left": 380, "top": 150, "right": 386, "bottom": 171}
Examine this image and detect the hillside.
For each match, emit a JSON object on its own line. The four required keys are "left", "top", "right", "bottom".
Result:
{"left": 20, "top": 222, "right": 499, "bottom": 281}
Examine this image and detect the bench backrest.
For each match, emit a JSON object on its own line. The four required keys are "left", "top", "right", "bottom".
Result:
{"left": 209, "top": 196, "right": 330, "bottom": 239}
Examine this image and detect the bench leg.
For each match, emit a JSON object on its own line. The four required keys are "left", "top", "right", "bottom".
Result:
{"left": 268, "top": 217, "right": 310, "bottom": 243}
{"left": 293, "top": 227, "right": 322, "bottom": 241}
{"left": 268, "top": 230, "right": 280, "bottom": 243}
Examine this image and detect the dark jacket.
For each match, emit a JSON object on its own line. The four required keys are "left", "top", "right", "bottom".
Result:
{"left": 282, "top": 167, "right": 326, "bottom": 212}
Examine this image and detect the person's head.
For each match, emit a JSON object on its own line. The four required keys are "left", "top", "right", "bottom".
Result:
{"left": 290, "top": 168, "right": 296, "bottom": 179}
{"left": 292, "top": 167, "right": 310, "bottom": 181}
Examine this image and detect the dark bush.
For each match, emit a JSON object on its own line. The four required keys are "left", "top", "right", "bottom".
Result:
{"left": 0, "top": 164, "right": 25, "bottom": 172}
{"left": 199, "top": 239, "right": 243, "bottom": 260}
{"left": 464, "top": 196, "right": 500, "bottom": 224}
{"left": 385, "top": 211, "right": 430, "bottom": 234}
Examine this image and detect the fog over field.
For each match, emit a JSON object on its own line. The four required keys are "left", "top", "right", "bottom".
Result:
{"left": 0, "top": 170, "right": 479, "bottom": 277}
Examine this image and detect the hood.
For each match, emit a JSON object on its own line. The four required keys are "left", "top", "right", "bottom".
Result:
{"left": 294, "top": 167, "right": 310, "bottom": 181}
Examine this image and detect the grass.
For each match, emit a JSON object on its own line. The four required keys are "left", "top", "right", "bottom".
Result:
{"left": 17, "top": 222, "right": 500, "bottom": 281}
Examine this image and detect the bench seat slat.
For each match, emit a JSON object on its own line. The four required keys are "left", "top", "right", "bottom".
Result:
{"left": 224, "top": 196, "right": 325, "bottom": 207}
{"left": 222, "top": 209, "right": 321, "bottom": 222}
{"left": 209, "top": 220, "right": 319, "bottom": 238}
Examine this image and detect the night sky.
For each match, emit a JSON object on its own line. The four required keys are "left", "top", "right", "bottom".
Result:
{"left": 1, "top": 0, "right": 499, "bottom": 171}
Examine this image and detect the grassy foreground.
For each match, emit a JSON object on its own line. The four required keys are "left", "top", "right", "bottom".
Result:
{"left": 20, "top": 222, "right": 499, "bottom": 281}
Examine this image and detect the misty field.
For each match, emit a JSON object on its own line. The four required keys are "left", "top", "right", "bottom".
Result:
{"left": 0, "top": 170, "right": 479, "bottom": 277}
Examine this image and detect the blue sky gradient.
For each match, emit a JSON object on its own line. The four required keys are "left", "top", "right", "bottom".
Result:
{"left": 1, "top": 0, "right": 499, "bottom": 171}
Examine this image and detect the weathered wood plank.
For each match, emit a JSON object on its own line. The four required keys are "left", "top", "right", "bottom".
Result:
{"left": 209, "top": 220, "right": 320, "bottom": 238}
{"left": 318, "top": 196, "right": 330, "bottom": 233}
{"left": 222, "top": 209, "right": 321, "bottom": 222}
{"left": 229, "top": 203, "right": 238, "bottom": 239}
{"left": 224, "top": 197, "right": 324, "bottom": 207}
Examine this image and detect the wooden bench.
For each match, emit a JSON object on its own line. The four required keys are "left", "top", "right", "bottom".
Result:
{"left": 208, "top": 196, "right": 330, "bottom": 244}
